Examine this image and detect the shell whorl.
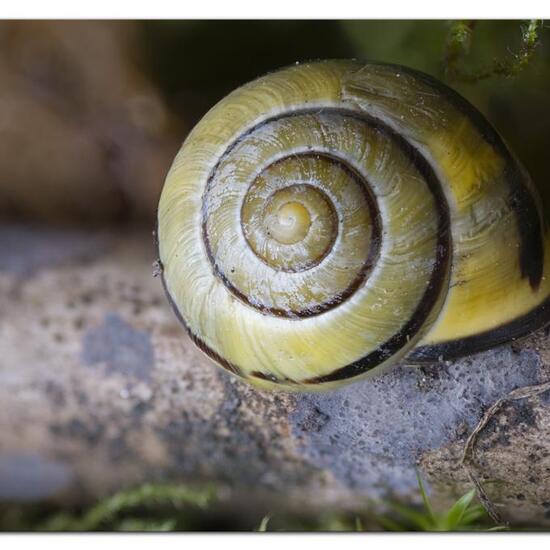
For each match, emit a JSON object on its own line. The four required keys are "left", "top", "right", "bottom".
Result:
{"left": 158, "top": 60, "right": 550, "bottom": 390}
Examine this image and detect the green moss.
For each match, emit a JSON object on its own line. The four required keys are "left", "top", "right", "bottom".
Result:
{"left": 444, "top": 20, "right": 543, "bottom": 83}
{"left": 0, "top": 476, "right": 501, "bottom": 532}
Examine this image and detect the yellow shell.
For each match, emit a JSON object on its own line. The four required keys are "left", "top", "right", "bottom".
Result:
{"left": 157, "top": 60, "right": 550, "bottom": 391}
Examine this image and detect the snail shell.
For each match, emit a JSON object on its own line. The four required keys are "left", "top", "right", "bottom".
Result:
{"left": 157, "top": 60, "right": 550, "bottom": 390}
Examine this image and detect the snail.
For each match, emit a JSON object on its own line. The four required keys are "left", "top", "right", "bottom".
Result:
{"left": 157, "top": 60, "right": 550, "bottom": 391}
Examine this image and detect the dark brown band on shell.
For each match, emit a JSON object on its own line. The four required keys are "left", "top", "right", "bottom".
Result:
{"left": 383, "top": 62, "right": 544, "bottom": 290}
{"left": 159, "top": 269, "right": 243, "bottom": 377}
{"left": 203, "top": 148, "right": 382, "bottom": 318}
{"left": 408, "top": 295, "right": 550, "bottom": 363}
{"left": 301, "top": 139, "right": 452, "bottom": 384}
{"left": 250, "top": 371, "right": 281, "bottom": 383}
{"left": 249, "top": 370, "right": 301, "bottom": 385}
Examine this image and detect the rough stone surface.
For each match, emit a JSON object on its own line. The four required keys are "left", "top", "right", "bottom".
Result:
{"left": 290, "top": 350, "right": 543, "bottom": 497}
{"left": 1, "top": 223, "right": 550, "bottom": 526}
{"left": 420, "top": 384, "right": 550, "bottom": 526}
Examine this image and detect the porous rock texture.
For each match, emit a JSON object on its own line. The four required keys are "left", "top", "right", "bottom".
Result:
{"left": 1, "top": 223, "right": 549, "bottom": 526}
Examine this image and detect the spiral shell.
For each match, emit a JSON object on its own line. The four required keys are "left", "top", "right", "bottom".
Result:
{"left": 157, "top": 60, "right": 550, "bottom": 390}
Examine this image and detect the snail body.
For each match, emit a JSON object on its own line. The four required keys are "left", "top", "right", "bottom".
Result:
{"left": 157, "top": 60, "right": 550, "bottom": 390}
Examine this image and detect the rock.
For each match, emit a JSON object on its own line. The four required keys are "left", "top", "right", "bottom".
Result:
{"left": 0, "top": 223, "right": 549, "bottom": 526}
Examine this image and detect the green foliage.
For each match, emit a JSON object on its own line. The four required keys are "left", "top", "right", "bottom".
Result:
{"left": 256, "top": 515, "right": 271, "bottom": 532}
{"left": 444, "top": 19, "right": 543, "bottom": 83}
{"left": 380, "top": 474, "right": 493, "bottom": 532}
{"left": 0, "top": 483, "right": 217, "bottom": 532}
{"left": 260, "top": 474, "right": 497, "bottom": 532}
{"left": 444, "top": 20, "right": 476, "bottom": 80}
{"left": 61, "top": 483, "right": 215, "bottom": 531}
{"left": 0, "top": 477, "right": 498, "bottom": 532}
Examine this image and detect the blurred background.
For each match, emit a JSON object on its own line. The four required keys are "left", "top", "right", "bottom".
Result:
{"left": 1, "top": 20, "right": 549, "bottom": 531}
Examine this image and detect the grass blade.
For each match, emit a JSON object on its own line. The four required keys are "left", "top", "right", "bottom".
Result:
{"left": 442, "top": 489, "right": 476, "bottom": 530}
{"left": 256, "top": 515, "right": 271, "bottom": 532}
{"left": 416, "top": 471, "right": 435, "bottom": 523}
